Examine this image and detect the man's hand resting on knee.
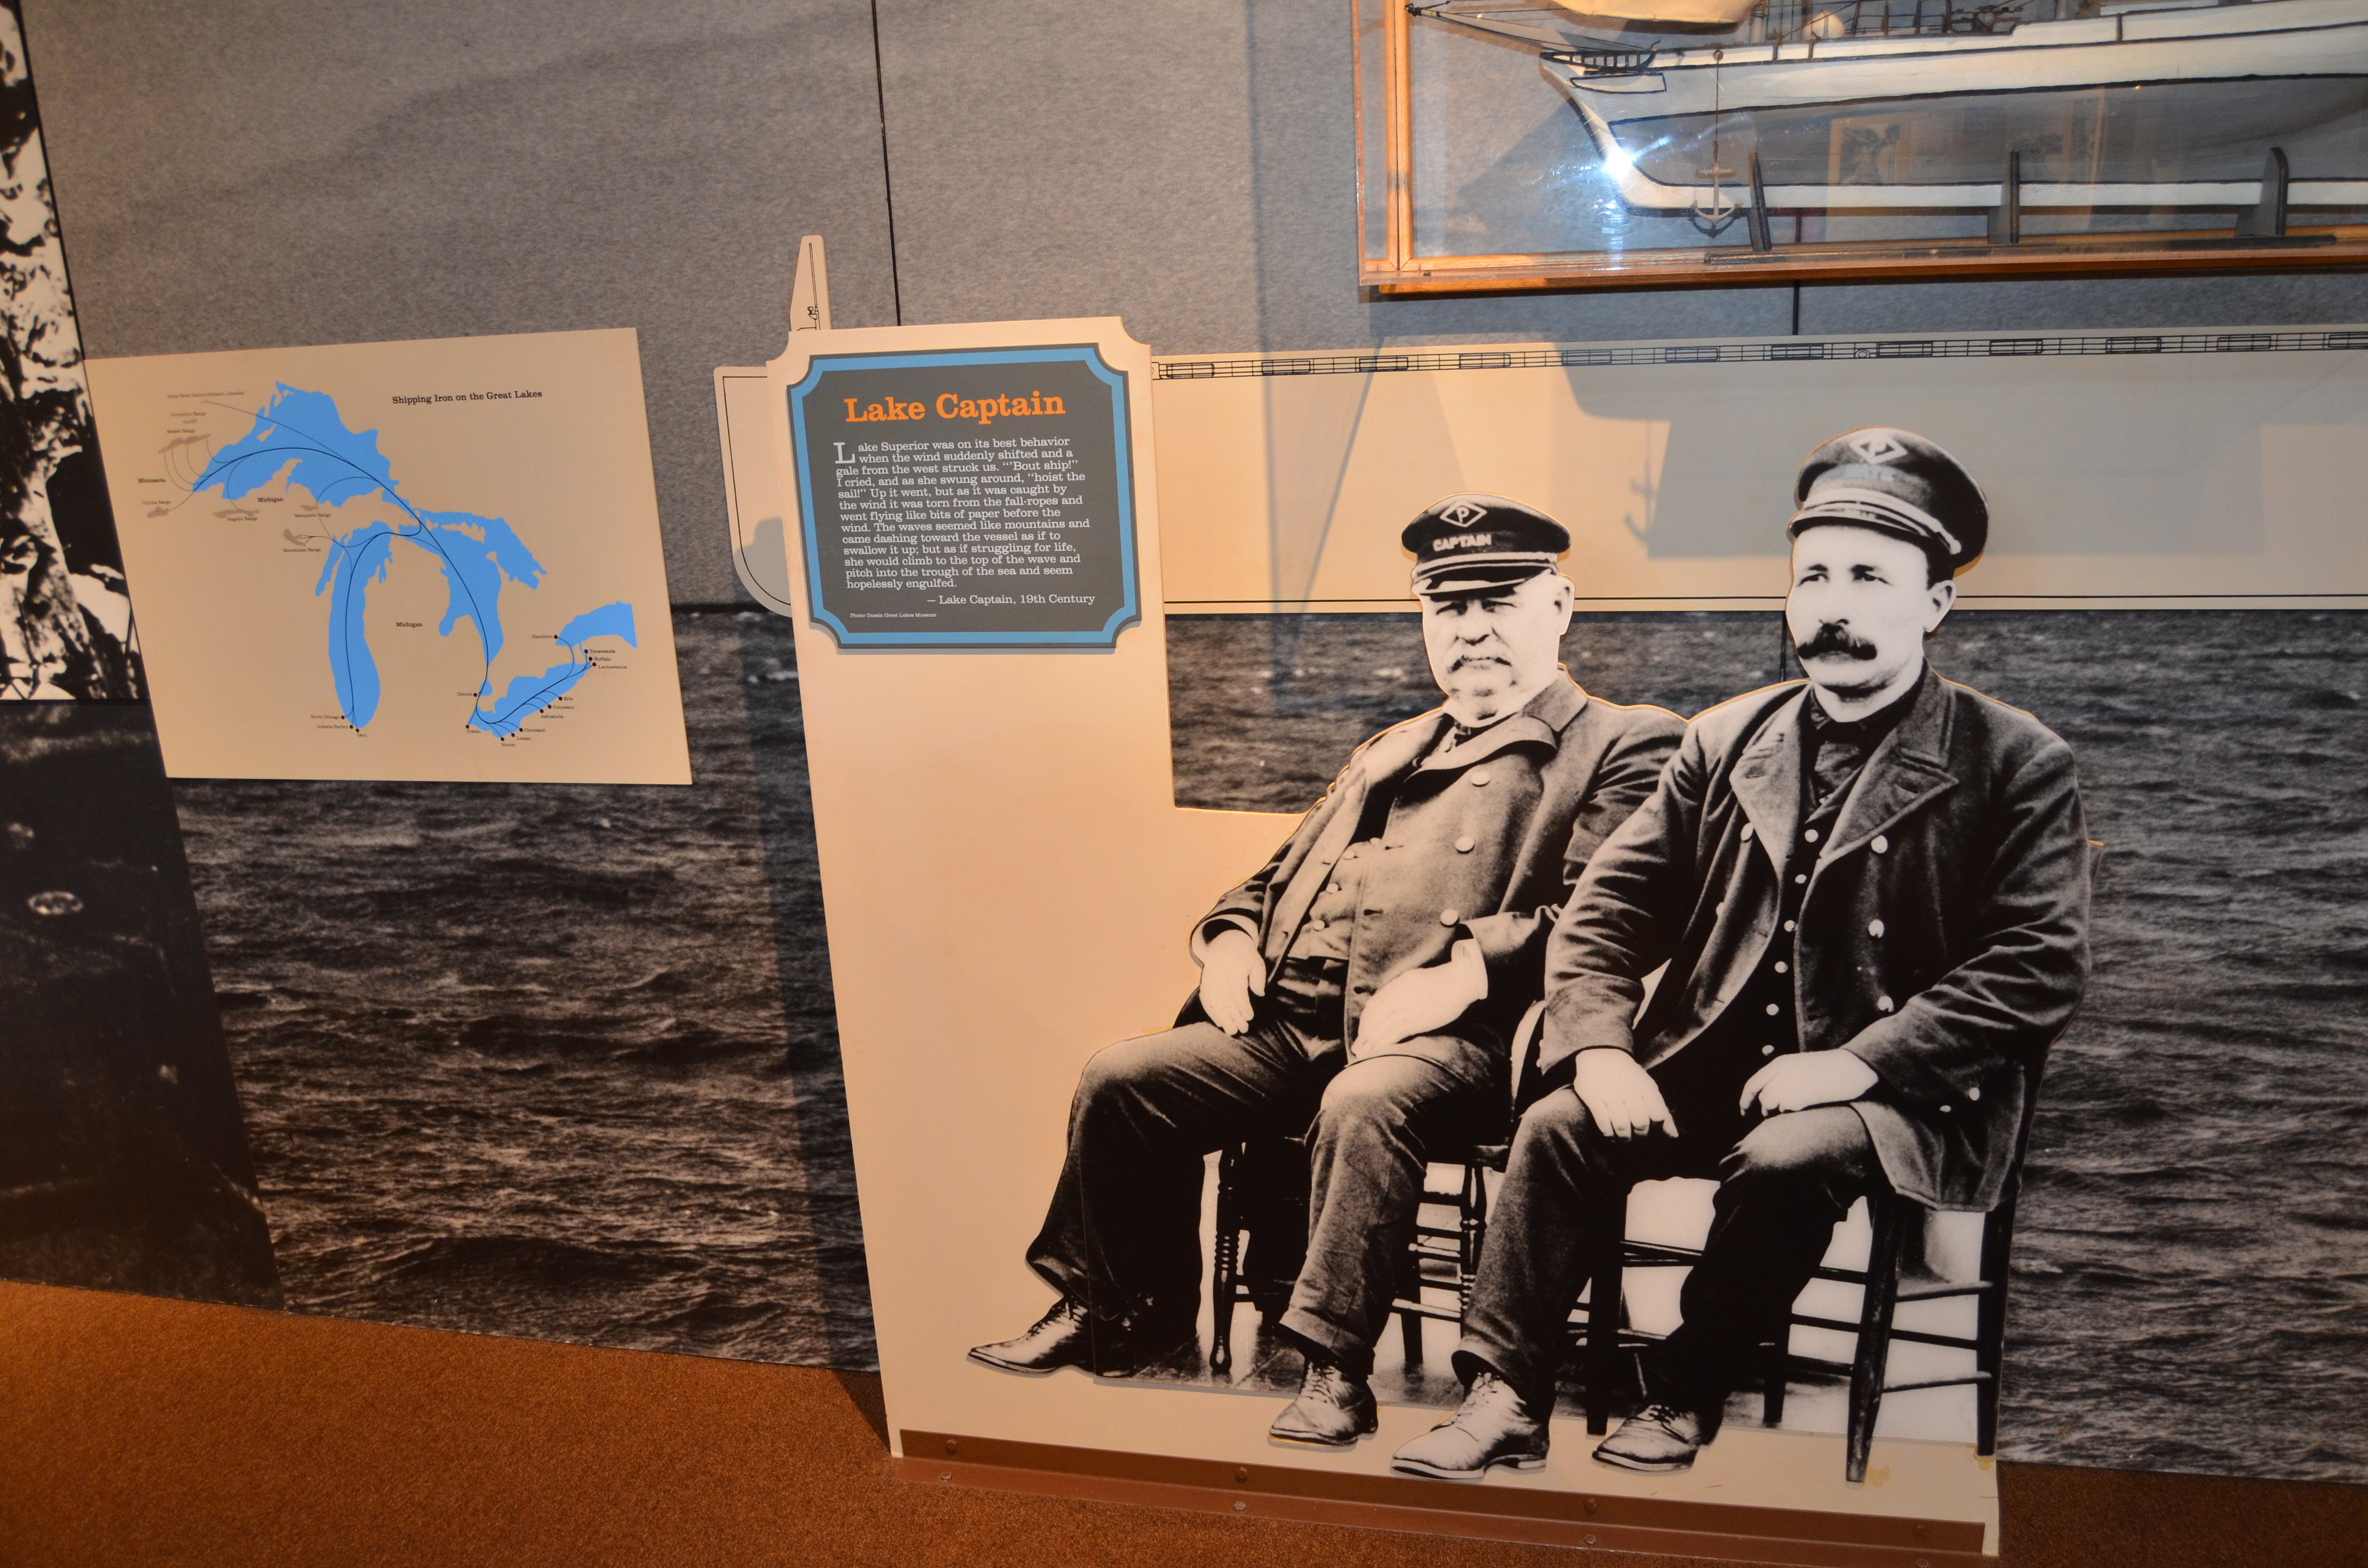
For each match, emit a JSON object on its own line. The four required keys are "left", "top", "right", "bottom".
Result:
{"left": 1350, "top": 939, "right": 1486, "bottom": 1059}
{"left": 1573, "top": 1047, "right": 1679, "bottom": 1139}
{"left": 1197, "top": 928, "right": 1266, "bottom": 1035}
{"left": 1739, "top": 1049, "right": 1877, "bottom": 1116}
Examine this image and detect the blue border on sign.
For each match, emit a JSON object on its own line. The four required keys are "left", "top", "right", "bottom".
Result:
{"left": 786, "top": 344, "right": 1141, "bottom": 649}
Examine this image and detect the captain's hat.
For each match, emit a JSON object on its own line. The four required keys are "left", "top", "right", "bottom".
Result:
{"left": 1788, "top": 428, "right": 1988, "bottom": 578}
{"left": 1402, "top": 493, "right": 1570, "bottom": 597}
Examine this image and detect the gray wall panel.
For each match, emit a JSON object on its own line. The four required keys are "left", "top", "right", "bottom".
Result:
{"left": 25, "top": 0, "right": 898, "bottom": 606}
{"left": 874, "top": 1, "right": 1793, "bottom": 354}
{"left": 25, "top": 0, "right": 2365, "bottom": 585}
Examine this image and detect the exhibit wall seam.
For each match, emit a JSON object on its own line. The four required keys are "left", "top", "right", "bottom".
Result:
{"left": 871, "top": 0, "right": 903, "bottom": 325}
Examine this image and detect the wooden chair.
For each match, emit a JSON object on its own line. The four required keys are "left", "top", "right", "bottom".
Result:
{"left": 1209, "top": 1133, "right": 1309, "bottom": 1374}
{"left": 1340, "top": 1049, "right": 2049, "bottom": 1485}
{"left": 1212, "top": 834, "right": 2083, "bottom": 1480}
{"left": 1579, "top": 1081, "right": 2042, "bottom": 1482}
{"left": 1388, "top": 1138, "right": 1509, "bottom": 1371}
{"left": 1776, "top": 1080, "right": 2045, "bottom": 1481}
{"left": 1209, "top": 1002, "right": 1544, "bottom": 1376}
{"left": 1600, "top": 1032, "right": 2082, "bottom": 1473}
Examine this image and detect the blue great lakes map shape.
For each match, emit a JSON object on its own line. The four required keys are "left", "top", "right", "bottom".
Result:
{"left": 194, "top": 385, "right": 636, "bottom": 738}
{"left": 474, "top": 602, "right": 641, "bottom": 736}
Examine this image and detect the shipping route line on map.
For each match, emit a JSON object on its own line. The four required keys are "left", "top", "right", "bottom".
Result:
{"left": 314, "top": 519, "right": 601, "bottom": 736}
{"left": 469, "top": 634, "right": 605, "bottom": 735}
{"left": 196, "top": 429, "right": 503, "bottom": 731}
{"left": 175, "top": 393, "right": 616, "bottom": 740}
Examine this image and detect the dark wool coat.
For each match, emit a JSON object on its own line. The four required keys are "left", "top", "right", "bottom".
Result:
{"left": 1197, "top": 674, "right": 1682, "bottom": 1087}
{"left": 1541, "top": 667, "right": 2092, "bottom": 1210}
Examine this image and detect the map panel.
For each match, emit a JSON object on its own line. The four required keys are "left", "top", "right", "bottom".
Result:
{"left": 89, "top": 330, "right": 689, "bottom": 783}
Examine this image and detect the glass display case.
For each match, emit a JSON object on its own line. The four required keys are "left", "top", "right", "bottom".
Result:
{"left": 1356, "top": 0, "right": 2368, "bottom": 289}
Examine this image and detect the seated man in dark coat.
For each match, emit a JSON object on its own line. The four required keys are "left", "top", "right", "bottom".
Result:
{"left": 1393, "top": 430, "right": 2093, "bottom": 1480}
{"left": 970, "top": 495, "right": 1682, "bottom": 1448}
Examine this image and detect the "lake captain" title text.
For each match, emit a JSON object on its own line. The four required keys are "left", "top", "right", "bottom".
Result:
{"left": 842, "top": 390, "right": 1067, "bottom": 427}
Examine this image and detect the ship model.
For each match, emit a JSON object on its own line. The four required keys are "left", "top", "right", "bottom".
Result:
{"left": 1414, "top": 0, "right": 2368, "bottom": 225}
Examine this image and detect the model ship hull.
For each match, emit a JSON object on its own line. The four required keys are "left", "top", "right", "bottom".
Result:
{"left": 1529, "top": 0, "right": 2368, "bottom": 208}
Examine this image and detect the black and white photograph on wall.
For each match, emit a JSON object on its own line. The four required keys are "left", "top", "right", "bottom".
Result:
{"left": 973, "top": 428, "right": 2136, "bottom": 1488}
{"left": 164, "top": 609, "right": 871, "bottom": 1368}
{"left": 0, "top": 0, "right": 138, "bottom": 701}
{"left": 0, "top": 700, "right": 274, "bottom": 1306}
{"left": 1149, "top": 564, "right": 2368, "bottom": 1480}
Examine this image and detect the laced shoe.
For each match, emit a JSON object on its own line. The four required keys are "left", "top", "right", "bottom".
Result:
{"left": 1268, "top": 1359, "right": 1379, "bottom": 1447}
{"left": 1389, "top": 1372, "right": 1550, "bottom": 1480}
{"left": 1091, "top": 1302, "right": 1201, "bottom": 1378}
{"left": 967, "top": 1297, "right": 1094, "bottom": 1375}
{"left": 1591, "top": 1402, "right": 1707, "bottom": 1473}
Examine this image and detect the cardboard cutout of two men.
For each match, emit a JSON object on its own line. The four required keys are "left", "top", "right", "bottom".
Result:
{"left": 975, "top": 430, "right": 2094, "bottom": 1480}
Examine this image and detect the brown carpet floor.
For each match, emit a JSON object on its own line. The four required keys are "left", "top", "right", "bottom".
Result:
{"left": 2, "top": 1281, "right": 2356, "bottom": 1567}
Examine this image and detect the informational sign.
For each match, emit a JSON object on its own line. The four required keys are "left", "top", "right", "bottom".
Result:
{"left": 784, "top": 345, "right": 1140, "bottom": 648}
{"left": 87, "top": 329, "right": 691, "bottom": 784}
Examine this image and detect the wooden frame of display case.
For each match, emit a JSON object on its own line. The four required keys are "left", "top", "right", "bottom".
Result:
{"left": 1355, "top": 0, "right": 2368, "bottom": 294}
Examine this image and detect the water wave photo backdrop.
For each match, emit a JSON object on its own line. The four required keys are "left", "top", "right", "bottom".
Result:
{"left": 1168, "top": 607, "right": 2368, "bottom": 1483}
{"left": 151, "top": 600, "right": 2367, "bottom": 1484}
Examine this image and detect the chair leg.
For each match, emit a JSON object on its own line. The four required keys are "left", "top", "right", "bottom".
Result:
{"left": 1847, "top": 1196, "right": 1911, "bottom": 1483}
{"left": 1211, "top": 1146, "right": 1240, "bottom": 1375}
{"left": 1459, "top": 1161, "right": 1488, "bottom": 1323}
{"left": 1974, "top": 1186, "right": 2021, "bottom": 1457}
{"left": 1586, "top": 1251, "right": 1623, "bottom": 1435}
{"left": 1761, "top": 1327, "right": 1789, "bottom": 1427}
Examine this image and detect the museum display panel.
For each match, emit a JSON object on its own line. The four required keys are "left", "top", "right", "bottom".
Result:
{"left": 5, "top": 0, "right": 2364, "bottom": 1560}
{"left": 722, "top": 319, "right": 2368, "bottom": 1560}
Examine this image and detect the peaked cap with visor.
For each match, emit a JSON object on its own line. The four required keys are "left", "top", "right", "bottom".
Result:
{"left": 1788, "top": 427, "right": 1988, "bottom": 578}
{"left": 1401, "top": 493, "right": 1571, "bottom": 597}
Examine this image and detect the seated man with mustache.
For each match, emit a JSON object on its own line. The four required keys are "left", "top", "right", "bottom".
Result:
{"left": 971, "top": 495, "right": 1681, "bottom": 1450}
{"left": 1393, "top": 430, "right": 2093, "bottom": 1479}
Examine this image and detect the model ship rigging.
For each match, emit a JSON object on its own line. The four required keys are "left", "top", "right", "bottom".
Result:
{"left": 1413, "top": 0, "right": 2368, "bottom": 221}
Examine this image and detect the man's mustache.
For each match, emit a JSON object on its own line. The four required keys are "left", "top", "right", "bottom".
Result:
{"left": 1796, "top": 623, "right": 1878, "bottom": 662}
{"left": 1446, "top": 652, "right": 1510, "bottom": 672}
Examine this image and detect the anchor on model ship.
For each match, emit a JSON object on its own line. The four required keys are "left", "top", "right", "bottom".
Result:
{"left": 1413, "top": 0, "right": 2368, "bottom": 238}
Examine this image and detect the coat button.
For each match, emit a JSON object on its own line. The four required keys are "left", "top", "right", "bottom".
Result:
{"left": 1871, "top": 835, "right": 1889, "bottom": 854}
{"left": 1310, "top": 917, "right": 1327, "bottom": 930}
{"left": 1774, "top": 961, "right": 1788, "bottom": 973}
{"left": 1793, "top": 873, "right": 1807, "bottom": 885}
{"left": 1876, "top": 995, "right": 1894, "bottom": 1013}
{"left": 1803, "top": 827, "right": 1819, "bottom": 842}
{"left": 1439, "top": 909, "right": 1460, "bottom": 926}
{"left": 1328, "top": 882, "right": 1342, "bottom": 894}
{"left": 1470, "top": 770, "right": 1492, "bottom": 787}
{"left": 1455, "top": 836, "right": 1475, "bottom": 853}
{"left": 1783, "top": 919, "right": 1796, "bottom": 932}
{"left": 1764, "top": 1003, "right": 1780, "bottom": 1016}
{"left": 1868, "top": 919, "right": 1885, "bottom": 938}
{"left": 1761, "top": 1044, "right": 1776, "bottom": 1056}
{"left": 1939, "top": 1103, "right": 1953, "bottom": 1114}
{"left": 1740, "top": 823, "right": 1755, "bottom": 842}
{"left": 1968, "top": 1086, "right": 1982, "bottom": 1102}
